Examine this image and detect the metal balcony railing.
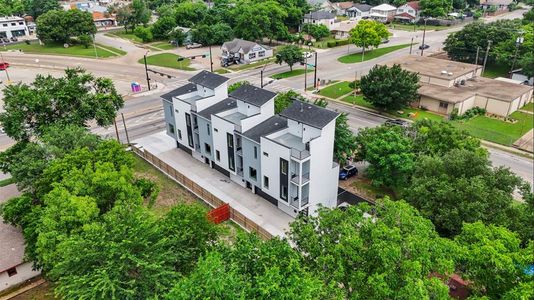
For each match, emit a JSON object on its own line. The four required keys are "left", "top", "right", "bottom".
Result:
{"left": 291, "top": 148, "right": 310, "bottom": 160}
{"left": 290, "top": 172, "right": 310, "bottom": 185}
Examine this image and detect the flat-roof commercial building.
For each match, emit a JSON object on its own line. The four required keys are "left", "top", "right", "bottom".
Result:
{"left": 384, "top": 56, "right": 533, "bottom": 116}
{"left": 0, "top": 16, "right": 29, "bottom": 39}
{"left": 161, "top": 71, "right": 340, "bottom": 217}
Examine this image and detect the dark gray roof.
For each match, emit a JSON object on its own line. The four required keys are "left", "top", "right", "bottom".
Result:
{"left": 222, "top": 38, "right": 270, "bottom": 54}
{"left": 197, "top": 98, "right": 237, "bottom": 119}
{"left": 350, "top": 4, "right": 372, "bottom": 12}
{"left": 280, "top": 100, "right": 339, "bottom": 129}
{"left": 161, "top": 83, "right": 197, "bottom": 101}
{"left": 304, "top": 10, "right": 336, "bottom": 20}
{"left": 229, "top": 84, "right": 277, "bottom": 107}
{"left": 242, "top": 116, "right": 288, "bottom": 143}
{"left": 189, "top": 70, "right": 229, "bottom": 89}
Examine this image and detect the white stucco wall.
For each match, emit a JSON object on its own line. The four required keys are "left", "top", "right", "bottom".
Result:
{"left": 0, "top": 263, "right": 41, "bottom": 292}
{"left": 212, "top": 115, "right": 237, "bottom": 174}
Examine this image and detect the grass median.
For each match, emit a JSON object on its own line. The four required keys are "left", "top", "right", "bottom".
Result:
{"left": 0, "top": 41, "right": 124, "bottom": 58}
{"left": 138, "top": 53, "right": 195, "bottom": 71}
{"left": 337, "top": 43, "right": 413, "bottom": 64}
{"left": 318, "top": 81, "right": 352, "bottom": 99}
{"left": 271, "top": 68, "right": 312, "bottom": 79}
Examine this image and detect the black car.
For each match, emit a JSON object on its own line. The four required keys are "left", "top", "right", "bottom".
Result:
{"left": 10, "top": 36, "right": 18, "bottom": 42}
{"left": 339, "top": 165, "right": 358, "bottom": 180}
{"left": 385, "top": 119, "right": 410, "bottom": 128}
{"left": 419, "top": 44, "right": 430, "bottom": 50}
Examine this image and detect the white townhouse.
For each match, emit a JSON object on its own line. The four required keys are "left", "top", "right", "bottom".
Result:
{"left": 394, "top": 1, "right": 421, "bottom": 23}
{"left": 161, "top": 71, "right": 340, "bottom": 217}
{"left": 221, "top": 38, "right": 273, "bottom": 65}
{"left": 303, "top": 11, "right": 337, "bottom": 30}
{"left": 346, "top": 4, "right": 373, "bottom": 20}
{"left": 369, "top": 4, "right": 397, "bottom": 23}
{"left": 0, "top": 16, "right": 29, "bottom": 39}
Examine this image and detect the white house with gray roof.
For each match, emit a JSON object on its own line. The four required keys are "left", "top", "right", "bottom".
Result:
{"left": 221, "top": 38, "right": 273, "bottom": 65}
{"left": 161, "top": 72, "right": 340, "bottom": 217}
{"left": 303, "top": 10, "right": 337, "bottom": 30}
{"left": 346, "top": 4, "right": 373, "bottom": 20}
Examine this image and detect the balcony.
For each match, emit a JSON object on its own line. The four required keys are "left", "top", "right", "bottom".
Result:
{"left": 236, "top": 147, "right": 242, "bottom": 156}
{"left": 237, "top": 167, "right": 243, "bottom": 176}
{"left": 290, "top": 172, "right": 310, "bottom": 185}
{"left": 290, "top": 196, "right": 309, "bottom": 209}
{"left": 291, "top": 148, "right": 310, "bottom": 160}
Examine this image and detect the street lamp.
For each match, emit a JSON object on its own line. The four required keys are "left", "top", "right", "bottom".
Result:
{"left": 260, "top": 61, "right": 269, "bottom": 88}
{"left": 420, "top": 18, "right": 428, "bottom": 56}
{"left": 510, "top": 31, "right": 524, "bottom": 75}
{"left": 143, "top": 50, "right": 151, "bottom": 91}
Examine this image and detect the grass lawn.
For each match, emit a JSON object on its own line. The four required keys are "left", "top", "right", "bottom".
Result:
{"left": 0, "top": 42, "right": 124, "bottom": 58}
{"left": 105, "top": 30, "right": 143, "bottom": 43}
{"left": 138, "top": 53, "right": 195, "bottom": 71}
{"left": 452, "top": 111, "right": 534, "bottom": 146}
{"left": 318, "top": 81, "right": 353, "bottom": 99}
{"left": 227, "top": 58, "right": 275, "bottom": 71}
{"left": 342, "top": 94, "right": 376, "bottom": 109}
{"left": 482, "top": 62, "right": 509, "bottom": 78}
{"left": 97, "top": 43, "right": 127, "bottom": 56}
{"left": 388, "top": 23, "right": 446, "bottom": 31}
{"left": 0, "top": 177, "right": 14, "bottom": 187}
{"left": 150, "top": 41, "right": 176, "bottom": 50}
{"left": 338, "top": 43, "right": 413, "bottom": 63}
{"left": 271, "top": 68, "right": 312, "bottom": 79}
{"left": 393, "top": 107, "right": 445, "bottom": 122}
{"left": 520, "top": 102, "right": 534, "bottom": 112}
{"left": 214, "top": 68, "right": 230, "bottom": 74}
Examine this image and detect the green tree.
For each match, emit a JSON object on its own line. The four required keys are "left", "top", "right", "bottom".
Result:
{"left": 349, "top": 20, "right": 389, "bottom": 59}
{"left": 173, "top": 1, "right": 207, "bottom": 27}
{"left": 274, "top": 90, "right": 307, "bottom": 113}
{"left": 78, "top": 34, "right": 92, "bottom": 48}
{"left": 36, "top": 9, "right": 96, "bottom": 43}
{"left": 151, "top": 15, "right": 177, "bottom": 40}
{"left": 168, "top": 234, "right": 332, "bottom": 299}
{"left": 289, "top": 199, "right": 455, "bottom": 299}
{"left": 518, "top": 52, "right": 534, "bottom": 79}
{"left": 192, "top": 23, "right": 234, "bottom": 45}
{"left": 131, "top": 0, "right": 151, "bottom": 28}
{"left": 523, "top": 8, "right": 534, "bottom": 25}
{"left": 404, "top": 149, "right": 530, "bottom": 237}
{"left": 354, "top": 125, "right": 415, "bottom": 188}
{"left": 260, "top": 0, "right": 289, "bottom": 43}
{"left": 334, "top": 113, "right": 357, "bottom": 165}
{"left": 411, "top": 119, "right": 485, "bottom": 157}
{"left": 455, "top": 222, "right": 534, "bottom": 298}
{"left": 232, "top": 2, "right": 269, "bottom": 41}
{"left": 134, "top": 25, "right": 153, "bottom": 42}
{"left": 420, "top": 0, "right": 453, "bottom": 17}
{"left": 360, "top": 64, "right": 420, "bottom": 111}
{"left": 302, "top": 23, "right": 330, "bottom": 40}
{"left": 169, "top": 27, "right": 186, "bottom": 46}
{"left": 275, "top": 45, "right": 302, "bottom": 71}
{"left": 0, "top": 68, "right": 123, "bottom": 141}
{"left": 116, "top": 5, "right": 134, "bottom": 32}
{"left": 228, "top": 81, "right": 250, "bottom": 93}
{"left": 30, "top": 0, "right": 60, "bottom": 19}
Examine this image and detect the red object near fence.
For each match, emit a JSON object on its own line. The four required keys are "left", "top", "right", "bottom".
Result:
{"left": 207, "top": 203, "right": 230, "bottom": 224}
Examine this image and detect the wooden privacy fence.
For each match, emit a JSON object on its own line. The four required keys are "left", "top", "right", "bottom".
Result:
{"left": 131, "top": 146, "right": 273, "bottom": 240}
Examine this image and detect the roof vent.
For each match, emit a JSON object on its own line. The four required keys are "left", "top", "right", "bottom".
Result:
{"left": 274, "top": 122, "right": 278, "bottom": 126}
{"left": 448, "top": 72, "right": 453, "bottom": 76}
{"left": 441, "top": 70, "right": 448, "bottom": 75}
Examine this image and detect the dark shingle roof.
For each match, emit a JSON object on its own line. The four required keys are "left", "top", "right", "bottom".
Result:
{"left": 197, "top": 98, "right": 237, "bottom": 119}
{"left": 351, "top": 4, "right": 372, "bottom": 12}
{"left": 161, "top": 83, "right": 197, "bottom": 101}
{"left": 229, "top": 84, "right": 277, "bottom": 107}
{"left": 189, "top": 70, "right": 229, "bottom": 89}
{"left": 242, "top": 116, "right": 288, "bottom": 143}
{"left": 304, "top": 10, "right": 336, "bottom": 20}
{"left": 222, "top": 38, "right": 270, "bottom": 53}
{"left": 280, "top": 100, "right": 339, "bottom": 129}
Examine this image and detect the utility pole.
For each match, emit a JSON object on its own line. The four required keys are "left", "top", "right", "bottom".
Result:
{"left": 113, "top": 118, "right": 120, "bottom": 143}
{"left": 409, "top": 37, "right": 414, "bottom": 55}
{"left": 475, "top": 46, "right": 480, "bottom": 65}
{"left": 420, "top": 18, "right": 427, "bottom": 56}
{"left": 313, "top": 52, "right": 318, "bottom": 89}
{"left": 510, "top": 35, "right": 524, "bottom": 75}
{"left": 121, "top": 113, "right": 130, "bottom": 145}
{"left": 209, "top": 45, "right": 213, "bottom": 72}
{"left": 260, "top": 61, "right": 269, "bottom": 88}
{"left": 143, "top": 51, "right": 151, "bottom": 91}
{"left": 361, "top": 40, "right": 365, "bottom": 62}
{"left": 304, "top": 55, "right": 308, "bottom": 91}
{"left": 482, "top": 40, "right": 492, "bottom": 75}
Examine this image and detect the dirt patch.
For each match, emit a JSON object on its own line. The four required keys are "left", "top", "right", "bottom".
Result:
{"left": 8, "top": 280, "right": 56, "bottom": 300}
{"left": 339, "top": 175, "right": 395, "bottom": 201}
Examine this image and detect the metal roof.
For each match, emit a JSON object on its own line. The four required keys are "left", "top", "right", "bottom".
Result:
{"left": 242, "top": 116, "right": 288, "bottom": 143}
{"left": 280, "top": 100, "right": 339, "bottom": 129}
{"left": 197, "top": 98, "right": 237, "bottom": 119}
{"left": 161, "top": 83, "right": 197, "bottom": 101}
{"left": 189, "top": 70, "right": 229, "bottom": 89}
{"left": 229, "top": 84, "right": 277, "bottom": 107}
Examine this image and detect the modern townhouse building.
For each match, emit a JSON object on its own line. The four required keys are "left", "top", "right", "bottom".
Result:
{"left": 161, "top": 71, "right": 340, "bottom": 217}
{"left": 0, "top": 16, "right": 29, "bottom": 39}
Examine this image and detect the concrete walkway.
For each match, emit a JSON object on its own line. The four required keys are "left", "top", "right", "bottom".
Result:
{"left": 133, "top": 132, "right": 293, "bottom": 237}
{"left": 513, "top": 129, "right": 534, "bottom": 153}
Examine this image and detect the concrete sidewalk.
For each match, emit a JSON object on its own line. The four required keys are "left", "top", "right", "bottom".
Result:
{"left": 133, "top": 132, "right": 293, "bottom": 237}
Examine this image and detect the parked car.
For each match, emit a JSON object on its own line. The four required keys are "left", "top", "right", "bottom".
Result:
{"left": 384, "top": 118, "right": 410, "bottom": 128}
{"left": 186, "top": 43, "right": 202, "bottom": 49}
{"left": 419, "top": 44, "right": 430, "bottom": 50}
{"left": 0, "top": 62, "right": 10, "bottom": 70}
{"left": 10, "top": 36, "right": 18, "bottom": 42}
{"left": 337, "top": 202, "right": 351, "bottom": 211}
{"left": 339, "top": 165, "right": 358, "bottom": 180}
{"left": 0, "top": 37, "right": 10, "bottom": 44}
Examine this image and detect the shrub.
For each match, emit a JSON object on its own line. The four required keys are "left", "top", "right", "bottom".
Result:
{"left": 78, "top": 34, "right": 92, "bottom": 49}
{"left": 134, "top": 26, "right": 153, "bottom": 43}
{"left": 336, "top": 39, "right": 350, "bottom": 46}
{"left": 327, "top": 41, "right": 336, "bottom": 48}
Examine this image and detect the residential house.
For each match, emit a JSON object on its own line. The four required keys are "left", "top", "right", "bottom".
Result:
{"left": 331, "top": 20, "right": 358, "bottom": 39}
{"left": 221, "top": 38, "right": 273, "bottom": 65}
{"left": 511, "top": 69, "right": 534, "bottom": 86}
{"left": 332, "top": 1, "right": 355, "bottom": 15}
{"left": 161, "top": 71, "right": 340, "bottom": 217}
{"left": 369, "top": 4, "right": 397, "bottom": 23}
{"left": 63, "top": 2, "right": 116, "bottom": 27}
{"left": 0, "top": 16, "right": 29, "bottom": 39}
{"left": 303, "top": 10, "right": 337, "bottom": 30}
{"left": 306, "top": 0, "right": 337, "bottom": 12}
{"left": 394, "top": 1, "right": 420, "bottom": 23}
{"left": 384, "top": 55, "right": 533, "bottom": 117}
{"left": 480, "top": 0, "right": 512, "bottom": 13}
{"left": 346, "top": 4, "right": 373, "bottom": 20}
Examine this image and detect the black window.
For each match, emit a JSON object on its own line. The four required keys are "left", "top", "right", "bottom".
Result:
{"left": 178, "top": 129, "right": 182, "bottom": 140}
{"left": 216, "top": 150, "right": 220, "bottom": 161}
{"left": 229, "top": 154, "right": 235, "bottom": 171}
{"left": 263, "top": 152, "right": 269, "bottom": 157}
{"left": 227, "top": 133, "right": 234, "bottom": 148}
{"left": 249, "top": 167, "right": 257, "bottom": 180}
{"left": 439, "top": 101, "right": 449, "bottom": 109}
{"left": 254, "top": 146, "right": 258, "bottom": 159}
{"left": 280, "top": 159, "right": 288, "bottom": 175}
{"left": 264, "top": 176, "right": 269, "bottom": 189}
{"left": 214, "top": 128, "right": 218, "bottom": 132}
{"left": 207, "top": 124, "right": 210, "bottom": 136}
{"left": 168, "top": 124, "right": 175, "bottom": 134}
{"left": 205, "top": 143, "right": 211, "bottom": 154}
{"left": 7, "top": 267, "right": 17, "bottom": 277}
{"left": 169, "top": 106, "right": 173, "bottom": 116}
{"left": 281, "top": 185, "right": 288, "bottom": 200}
